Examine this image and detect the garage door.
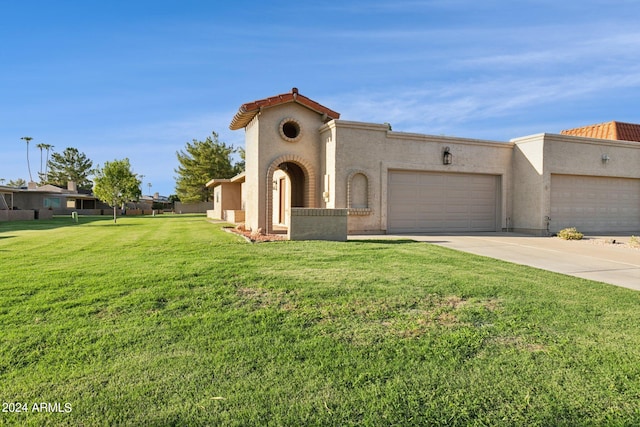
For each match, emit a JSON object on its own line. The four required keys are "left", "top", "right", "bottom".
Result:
{"left": 388, "top": 171, "right": 499, "bottom": 233}
{"left": 550, "top": 174, "right": 640, "bottom": 233}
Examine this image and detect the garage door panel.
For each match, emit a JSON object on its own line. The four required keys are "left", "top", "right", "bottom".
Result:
{"left": 550, "top": 175, "right": 640, "bottom": 233}
{"left": 388, "top": 171, "right": 499, "bottom": 233}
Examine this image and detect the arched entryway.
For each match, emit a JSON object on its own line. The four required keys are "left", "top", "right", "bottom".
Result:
{"left": 265, "top": 155, "right": 316, "bottom": 234}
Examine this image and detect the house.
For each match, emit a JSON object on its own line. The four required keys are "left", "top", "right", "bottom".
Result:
{"left": 0, "top": 181, "right": 106, "bottom": 222}
{"left": 207, "top": 88, "right": 640, "bottom": 236}
{"left": 206, "top": 173, "right": 245, "bottom": 223}
{"left": 12, "top": 182, "right": 102, "bottom": 213}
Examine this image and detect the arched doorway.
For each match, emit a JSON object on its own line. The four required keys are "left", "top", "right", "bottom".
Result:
{"left": 265, "top": 156, "right": 316, "bottom": 234}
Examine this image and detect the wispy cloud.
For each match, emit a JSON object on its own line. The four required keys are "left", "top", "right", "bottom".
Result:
{"left": 333, "top": 64, "right": 640, "bottom": 137}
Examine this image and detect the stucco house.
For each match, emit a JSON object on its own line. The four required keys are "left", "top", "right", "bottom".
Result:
{"left": 207, "top": 88, "right": 640, "bottom": 236}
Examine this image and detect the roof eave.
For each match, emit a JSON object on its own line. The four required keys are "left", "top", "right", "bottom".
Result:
{"left": 229, "top": 89, "right": 340, "bottom": 130}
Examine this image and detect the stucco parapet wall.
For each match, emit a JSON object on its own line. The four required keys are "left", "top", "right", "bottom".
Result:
{"left": 205, "top": 178, "right": 230, "bottom": 188}
{"left": 322, "top": 120, "right": 514, "bottom": 149}
{"left": 320, "top": 120, "right": 390, "bottom": 133}
{"left": 206, "top": 172, "right": 246, "bottom": 188}
{"left": 291, "top": 208, "right": 348, "bottom": 216}
{"left": 512, "top": 132, "right": 640, "bottom": 148}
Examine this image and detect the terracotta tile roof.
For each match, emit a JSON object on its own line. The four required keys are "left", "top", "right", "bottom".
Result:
{"left": 615, "top": 122, "right": 640, "bottom": 142}
{"left": 560, "top": 121, "right": 640, "bottom": 142}
{"left": 229, "top": 88, "right": 340, "bottom": 130}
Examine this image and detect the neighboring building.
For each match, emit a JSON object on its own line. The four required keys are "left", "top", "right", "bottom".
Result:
{"left": 207, "top": 88, "right": 640, "bottom": 236}
{"left": 206, "top": 173, "right": 245, "bottom": 223}
{"left": 138, "top": 193, "right": 173, "bottom": 211}
{"left": 10, "top": 182, "right": 102, "bottom": 213}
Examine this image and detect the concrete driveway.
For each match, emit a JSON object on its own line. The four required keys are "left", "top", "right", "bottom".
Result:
{"left": 349, "top": 233, "right": 640, "bottom": 291}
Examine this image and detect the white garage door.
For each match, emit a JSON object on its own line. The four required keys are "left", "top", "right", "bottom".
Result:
{"left": 388, "top": 171, "right": 499, "bottom": 233}
{"left": 550, "top": 174, "right": 640, "bottom": 233}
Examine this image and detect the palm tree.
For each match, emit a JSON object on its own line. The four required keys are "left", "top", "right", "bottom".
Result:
{"left": 42, "top": 144, "right": 53, "bottom": 182}
{"left": 21, "top": 136, "right": 33, "bottom": 183}
{"left": 36, "top": 143, "right": 45, "bottom": 181}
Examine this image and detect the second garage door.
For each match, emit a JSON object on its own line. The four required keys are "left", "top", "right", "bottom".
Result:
{"left": 550, "top": 174, "right": 640, "bottom": 233}
{"left": 388, "top": 171, "right": 499, "bottom": 233}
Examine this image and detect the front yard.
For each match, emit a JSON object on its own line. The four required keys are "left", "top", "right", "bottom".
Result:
{"left": 1, "top": 215, "right": 639, "bottom": 426}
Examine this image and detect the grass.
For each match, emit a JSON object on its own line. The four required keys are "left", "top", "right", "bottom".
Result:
{"left": 1, "top": 215, "right": 640, "bottom": 426}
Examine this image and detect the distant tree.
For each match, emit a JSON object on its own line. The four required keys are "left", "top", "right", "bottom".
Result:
{"left": 44, "top": 144, "right": 54, "bottom": 181}
{"left": 46, "top": 147, "right": 93, "bottom": 190}
{"left": 234, "top": 147, "right": 245, "bottom": 173}
{"left": 36, "top": 143, "right": 54, "bottom": 183}
{"left": 7, "top": 178, "right": 26, "bottom": 188}
{"left": 174, "top": 132, "right": 244, "bottom": 203}
{"left": 93, "top": 158, "right": 142, "bottom": 223}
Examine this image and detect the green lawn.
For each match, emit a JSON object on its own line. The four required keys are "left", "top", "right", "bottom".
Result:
{"left": 1, "top": 215, "right": 640, "bottom": 426}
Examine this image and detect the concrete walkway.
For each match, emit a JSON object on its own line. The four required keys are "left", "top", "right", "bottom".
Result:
{"left": 349, "top": 233, "right": 640, "bottom": 291}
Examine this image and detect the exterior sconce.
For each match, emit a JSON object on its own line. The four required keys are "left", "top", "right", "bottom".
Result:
{"left": 601, "top": 154, "right": 610, "bottom": 164}
{"left": 443, "top": 147, "right": 452, "bottom": 165}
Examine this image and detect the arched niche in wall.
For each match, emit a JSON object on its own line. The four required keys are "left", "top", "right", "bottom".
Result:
{"left": 347, "top": 170, "right": 372, "bottom": 215}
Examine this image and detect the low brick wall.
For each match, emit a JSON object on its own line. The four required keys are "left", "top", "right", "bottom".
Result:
{"left": 37, "top": 210, "right": 54, "bottom": 220}
{"left": 288, "top": 208, "right": 348, "bottom": 241}
{"left": 0, "top": 210, "right": 36, "bottom": 221}
{"left": 175, "top": 202, "right": 213, "bottom": 214}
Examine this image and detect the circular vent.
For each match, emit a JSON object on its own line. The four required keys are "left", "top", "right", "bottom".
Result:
{"left": 279, "top": 118, "right": 302, "bottom": 142}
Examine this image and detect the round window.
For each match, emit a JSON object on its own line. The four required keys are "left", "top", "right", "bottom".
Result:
{"left": 279, "top": 118, "right": 302, "bottom": 142}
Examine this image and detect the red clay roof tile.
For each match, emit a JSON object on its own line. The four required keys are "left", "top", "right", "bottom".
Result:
{"left": 229, "top": 88, "right": 340, "bottom": 130}
{"left": 561, "top": 121, "right": 640, "bottom": 142}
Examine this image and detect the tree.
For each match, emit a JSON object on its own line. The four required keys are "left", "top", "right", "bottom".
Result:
{"left": 174, "top": 132, "right": 244, "bottom": 203}
{"left": 21, "top": 136, "right": 33, "bottom": 182}
{"left": 46, "top": 147, "right": 93, "bottom": 190}
{"left": 36, "top": 143, "right": 54, "bottom": 183}
{"left": 7, "top": 178, "right": 26, "bottom": 188}
{"left": 93, "top": 158, "right": 142, "bottom": 223}
{"left": 44, "top": 144, "right": 53, "bottom": 181}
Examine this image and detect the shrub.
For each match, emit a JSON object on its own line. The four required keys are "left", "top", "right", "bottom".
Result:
{"left": 557, "top": 227, "right": 584, "bottom": 240}
{"left": 630, "top": 235, "right": 640, "bottom": 248}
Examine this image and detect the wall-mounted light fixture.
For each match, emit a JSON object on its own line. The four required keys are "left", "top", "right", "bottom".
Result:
{"left": 443, "top": 147, "right": 452, "bottom": 165}
{"left": 601, "top": 154, "right": 610, "bottom": 164}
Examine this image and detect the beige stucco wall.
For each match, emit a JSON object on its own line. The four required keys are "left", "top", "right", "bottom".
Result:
{"left": 244, "top": 102, "right": 326, "bottom": 232}
{"left": 244, "top": 116, "right": 261, "bottom": 231}
{"left": 211, "top": 186, "right": 223, "bottom": 220}
{"left": 511, "top": 133, "right": 640, "bottom": 234}
{"left": 320, "top": 120, "right": 513, "bottom": 233}
{"left": 237, "top": 93, "right": 640, "bottom": 237}
{"left": 272, "top": 169, "right": 291, "bottom": 226}
{"left": 511, "top": 134, "right": 546, "bottom": 234}
{"left": 211, "top": 182, "right": 242, "bottom": 220}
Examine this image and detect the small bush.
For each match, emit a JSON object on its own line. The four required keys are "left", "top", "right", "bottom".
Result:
{"left": 557, "top": 227, "right": 584, "bottom": 240}
{"left": 630, "top": 235, "right": 640, "bottom": 248}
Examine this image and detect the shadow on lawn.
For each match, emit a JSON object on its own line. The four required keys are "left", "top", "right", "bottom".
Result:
{"left": 92, "top": 223, "right": 138, "bottom": 227}
{"left": 348, "top": 239, "right": 419, "bottom": 245}
{"left": 0, "top": 215, "right": 113, "bottom": 233}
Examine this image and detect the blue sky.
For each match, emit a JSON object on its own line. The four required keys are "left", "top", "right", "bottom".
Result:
{"left": 2, "top": 0, "right": 640, "bottom": 196}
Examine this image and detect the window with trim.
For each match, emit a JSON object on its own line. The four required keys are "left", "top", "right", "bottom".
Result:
{"left": 43, "top": 197, "right": 61, "bottom": 208}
